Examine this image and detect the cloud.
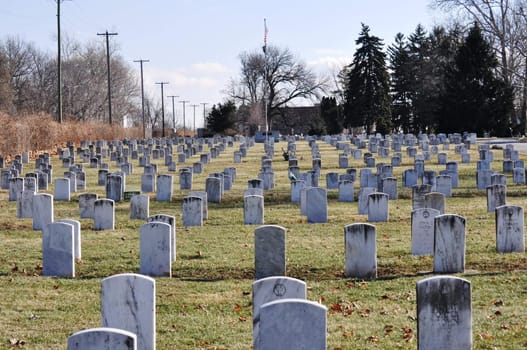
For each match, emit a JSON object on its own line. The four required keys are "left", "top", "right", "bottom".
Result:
{"left": 190, "top": 62, "right": 229, "bottom": 74}
{"left": 307, "top": 56, "right": 351, "bottom": 73}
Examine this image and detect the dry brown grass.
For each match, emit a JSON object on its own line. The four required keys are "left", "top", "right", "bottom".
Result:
{"left": 0, "top": 112, "right": 142, "bottom": 159}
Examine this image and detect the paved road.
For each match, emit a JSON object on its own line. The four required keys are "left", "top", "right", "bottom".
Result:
{"left": 478, "top": 138, "right": 527, "bottom": 153}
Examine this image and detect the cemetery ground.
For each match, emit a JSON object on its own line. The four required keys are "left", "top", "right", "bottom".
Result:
{"left": 1, "top": 138, "right": 527, "bottom": 349}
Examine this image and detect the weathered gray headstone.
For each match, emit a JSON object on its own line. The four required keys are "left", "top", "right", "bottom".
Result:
{"left": 367, "top": 192, "right": 389, "bottom": 222}
{"left": 54, "top": 178, "right": 70, "bottom": 201}
{"left": 101, "top": 273, "right": 155, "bottom": 350}
{"left": 182, "top": 196, "right": 203, "bottom": 227}
{"left": 139, "top": 222, "right": 172, "bottom": 277}
{"left": 338, "top": 180, "right": 354, "bottom": 202}
{"left": 258, "top": 299, "right": 326, "bottom": 350}
{"left": 67, "top": 327, "right": 137, "bottom": 350}
{"left": 495, "top": 205, "right": 525, "bottom": 253}
{"left": 93, "top": 199, "right": 115, "bottom": 231}
{"left": 253, "top": 277, "right": 307, "bottom": 350}
{"left": 58, "top": 219, "right": 81, "bottom": 261}
{"left": 433, "top": 214, "right": 466, "bottom": 273}
{"left": 32, "top": 193, "right": 54, "bottom": 230}
{"left": 358, "top": 187, "right": 376, "bottom": 215}
{"left": 42, "top": 222, "right": 75, "bottom": 277}
{"left": 244, "top": 195, "right": 265, "bottom": 225}
{"left": 156, "top": 174, "right": 173, "bottom": 202}
{"left": 17, "top": 189, "right": 35, "bottom": 218}
{"left": 411, "top": 208, "right": 440, "bottom": 255}
{"left": 436, "top": 175, "right": 452, "bottom": 198}
{"left": 344, "top": 223, "right": 377, "bottom": 278}
{"left": 147, "top": 214, "right": 176, "bottom": 261}
{"left": 130, "top": 194, "right": 149, "bottom": 220}
{"left": 306, "top": 187, "right": 327, "bottom": 223}
{"left": 206, "top": 176, "right": 222, "bottom": 203}
{"left": 417, "top": 276, "right": 472, "bottom": 350}
{"left": 486, "top": 184, "right": 506, "bottom": 212}
{"left": 189, "top": 191, "right": 208, "bottom": 220}
{"left": 79, "top": 193, "right": 98, "bottom": 219}
{"left": 424, "top": 192, "right": 445, "bottom": 214}
{"left": 254, "top": 225, "right": 286, "bottom": 280}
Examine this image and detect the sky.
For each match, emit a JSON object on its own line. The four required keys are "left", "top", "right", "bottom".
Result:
{"left": 0, "top": 0, "right": 446, "bottom": 127}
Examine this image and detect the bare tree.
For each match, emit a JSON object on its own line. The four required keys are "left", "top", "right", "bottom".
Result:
{"left": 227, "top": 45, "right": 326, "bottom": 129}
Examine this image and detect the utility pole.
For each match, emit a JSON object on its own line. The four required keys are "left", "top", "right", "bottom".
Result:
{"left": 179, "top": 100, "right": 190, "bottom": 137}
{"left": 56, "top": 0, "right": 70, "bottom": 123}
{"left": 134, "top": 59, "right": 149, "bottom": 138}
{"left": 97, "top": 30, "right": 118, "bottom": 124}
{"left": 191, "top": 104, "right": 199, "bottom": 134}
{"left": 155, "top": 82, "right": 169, "bottom": 137}
{"left": 167, "top": 95, "right": 179, "bottom": 130}
{"left": 201, "top": 102, "right": 208, "bottom": 129}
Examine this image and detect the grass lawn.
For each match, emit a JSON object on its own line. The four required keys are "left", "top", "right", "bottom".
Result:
{"left": 1, "top": 137, "right": 527, "bottom": 349}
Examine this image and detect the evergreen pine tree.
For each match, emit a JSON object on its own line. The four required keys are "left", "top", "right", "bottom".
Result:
{"left": 343, "top": 23, "right": 391, "bottom": 134}
{"left": 439, "top": 23, "right": 513, "bottom": 136}
{"left": 388, "top": 33, "right": 413, "bottom": 133}
{"left": 320, "top": 96, "right": 342, "bottom": 135}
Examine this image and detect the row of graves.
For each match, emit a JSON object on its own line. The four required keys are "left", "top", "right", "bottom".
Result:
{"left": 1, "top": 131, "right": 524, "bottom": 349}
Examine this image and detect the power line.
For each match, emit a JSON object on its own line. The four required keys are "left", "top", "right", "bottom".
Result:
{"left": 167, "top": 95, "right": 179, "bottom": 130}
{"left": 179, "top": 100, "right": 190, "bottom": 137}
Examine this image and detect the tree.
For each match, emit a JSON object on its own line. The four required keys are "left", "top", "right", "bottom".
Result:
{"left": 227, "top": 45, "right": 326, "bottom": 130}
{"left": 388, "top": 33, "right": 413, "bottom": 133}
{"left": 320, "top": 96, "right": 342, "bottom": 134}
{"left": 206, "top": 101, "right": 237, "bottom": 134}
{"left": 439, "top": 23, "right": 513, "bottom": 135}
{"left": 343, "top": 23, "right": 391, "bottom": 134}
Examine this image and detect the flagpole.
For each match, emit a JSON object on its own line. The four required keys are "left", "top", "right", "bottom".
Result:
{"left": 263, "top": 18, "right": 269, "bottom": 144}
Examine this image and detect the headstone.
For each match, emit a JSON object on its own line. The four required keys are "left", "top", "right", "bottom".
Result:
{"left": 325, "top": 172, "right": 339, "bottom": 189}
{"left": 79, "top": 193, "right": 98, "bottom": 219}
{"left": 344, "top": 223, "right": 377, "bottom": 278}
{"left": 206, "top": 177, "right": 222, "bottom": 203}
{"left": 513, "top": 167, "right": 525, "bottom": 184}
{"left": 32, "top": 193, "right": 54, "bottom": 230}
{"left": 290, "top": 180, "right": 305, "bottom": 203}
{"left": 403, "top": 169, "right": 418, "bottom": 188}
{"left": 147, "top": 214, "right": 176, "bottom": 261}
{"left": 338, "top": 180, "right": 354, "bottom": 202}
{"left": 417, "top": 276, "right": 472, "bottom": 350}
{"left": 182, "top": 196, "right": 203, "bottom": 226}
{"left": 495, "top": 205, "right": 525, "bottom": 253}
{"left": 258, "top": 299, "right": 326, "bottom": 350}
{"left": 424, "top": 192, "right": 445, "bottom": 214}
{"left": 67, "top": 327, "right": 137, "bottom": 350}
{"left": 254, "top": 225, "right": 286, "bottom": 279}
{"left": 436, "top": 175, "right": 452, "bottom": 198}
{"left": 101, "top": 273, "right": 155, "bottom": 350}
{"left": 17, "top": 189, "right": 35, "bottom": 218}
{"left": 156, "top": 174, "right": 173, "bottom": 202}
{"left": 433, "top": 214, "right": 466, "bottom": 273}
{"left": 42, "top": 222, "right": 75, "bottom": 277}
{"left": 411, "top": 208, "right": 440, "bottom": 255}
{"left": 179, "top": 170, "right": 193, "bottom": 190}
{"left": 412, "top": 184, "right": 431, "bottom": 210}
{"left": 252, "top": 277, "right": 306, "bottom": 350}
{"left": 189, "top": 191, "right": 208, "bottom": 220}
{"left": 130, "top": 195, "right": 149, "bottom": 220}
{"left": 367, "top": 192, "right": 389, "bottom": 222}
{"left": 306, "top": 187, "right": 327, "bottom": 223}
{"left": 93, "top": 199, "right": 115, "bottom": 231}
{"left": 244, "top": 195, "right": 265, "bottom": 225}
{"left": 486, "top": 184, "right": 506, "bottom": 212}
{"left": 54, "top": 178, "right": 71, "bottom": 201}
{"left": 358, "top": 187, "right": 376, "bottom": 215}
{"left": 58, "top": 219, "right": 81, "bottom": 261}
{"left": 381, "top": 177, "right": 397, "bottom": 200}
{"left": 106, "top": 174, "right": 123, "bottom": 202}
{"left": 141, "top": 174, "right": 156, "bottom": 193}
{"left": 139, "top": 222, "right": 172, "bottom": 277}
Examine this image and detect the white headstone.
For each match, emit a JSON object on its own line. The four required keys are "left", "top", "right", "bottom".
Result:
{"left": 139, "top": 222, "right": 172, "bottom": 277}
{"left": 130, "top": 194, "right": 149, "bottom": 220}
{"left": 344, "top": 223, "right": 377, "bottom": 278}
{"left": 93, "top": 199, "right": 115, "bottom": 231}
{"left": 67, "top": 327, "right": 137, "bottom": 350}
{"left": 433, "top": 214, "right": 466, "bottom": 273}
{"left": 411, "top": 208, "right": 440, "bottom": 255}
{"left": 254, "top": 225, "right": 286, "bottom": 280}
{"left": 495, "top": 205, "right": 525, "bottom": 253}
{"left": 101, "top": 273, "right": 155, "bottom": 350}
{"left": 42, "top": 222, "right": 74, "bottom": 277}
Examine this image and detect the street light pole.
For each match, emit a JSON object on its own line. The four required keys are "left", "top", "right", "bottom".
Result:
{"left": 191, "top": 104, "right": 199, "bottom": 134}
{"left": 134, "top": 59, "right": 149, "bottom": 138}
{"left": 179, "top": 100, "right": 190, "bottom": 137}
{"left": 201, "top": 102, "right": 208, "bottom": 129}
{"left": 155, "top": 82, "right": 169, "bottom": 137}
{"left": 97, "top": 30, "right": 118, "bottom": 124}
{"left": 167, "top": 95, "right": 179, "bottom": 130}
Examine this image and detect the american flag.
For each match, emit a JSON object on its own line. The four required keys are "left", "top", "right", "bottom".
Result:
{"left": 263, "top": 18, "right": 268, "bottom": 53}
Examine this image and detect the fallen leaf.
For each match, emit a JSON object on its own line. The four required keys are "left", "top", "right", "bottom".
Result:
{"left": 234, "top": 304, "right": 242, "bottom": 313}
{"left": 331, "top": 303, "right": 344, "bottom": 312}
{"left": 239, "top": 315, "right": 247, "bottom": 322}
{"left": 367, "top": 335, "right": 379, "bottom": 342}
{"left": 494, "top": 299, "right": 504, "bottom": 307}
{"left": 360, "top": 308, "right": 371, "bottom": 317}
{"left": 479, "top": 333, "right": 493, "bottom": 340}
